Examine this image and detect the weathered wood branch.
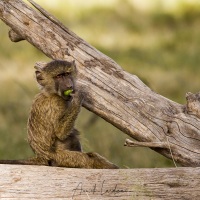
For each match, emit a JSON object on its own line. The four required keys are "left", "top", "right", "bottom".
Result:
{"left": 0, "top": 165, "right": 199, "bottom": 199}
{"left": 124, "top": 139, "right": 168, "bottom": 148}
{"left": 0, "top": 0, "right": 200, "bottom": 167}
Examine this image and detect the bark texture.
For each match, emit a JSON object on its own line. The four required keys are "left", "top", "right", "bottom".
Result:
{"left": 0, "top": 0, "right": 200, "bottom": 167}
{"left": 0, "top": 165, "right": 199, "bottom": 199}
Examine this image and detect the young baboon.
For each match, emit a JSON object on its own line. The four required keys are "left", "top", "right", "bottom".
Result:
{"left": 0, "top": 60, "right": 118, "bottom": 169}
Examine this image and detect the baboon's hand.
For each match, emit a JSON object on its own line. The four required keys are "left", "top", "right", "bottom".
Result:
{"left": 71, "top": 89, "right": 84, "bottom": 105}
{"left": 87, "top": 152, "right": 119, "bottom": 169}
{"left": 70, "top": 90, "right": 84, "bottom": 110}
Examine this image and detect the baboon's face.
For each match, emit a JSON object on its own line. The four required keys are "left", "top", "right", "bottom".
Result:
{"left": 35, "top": 60, "right": 76, "bottom": 101}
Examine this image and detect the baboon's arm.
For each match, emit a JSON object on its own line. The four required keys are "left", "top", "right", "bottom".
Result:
{"left": 55, "top": 92, "right": 83, "bottom": 140}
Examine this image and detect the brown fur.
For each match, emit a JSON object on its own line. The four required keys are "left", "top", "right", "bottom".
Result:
{"left": 0, "top": 60, "right": 118, "bottom": 169}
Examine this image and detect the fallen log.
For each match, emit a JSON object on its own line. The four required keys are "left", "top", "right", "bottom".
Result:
{"left": 0, "top": 165, "right": 199, "bottom": 199}
{"left": 0, "top": 0, "right": 200, "bottom": 166}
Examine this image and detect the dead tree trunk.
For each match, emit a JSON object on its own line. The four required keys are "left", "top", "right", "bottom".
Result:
{"left": 0, "top": 0, "right": 199, "bottom": 167}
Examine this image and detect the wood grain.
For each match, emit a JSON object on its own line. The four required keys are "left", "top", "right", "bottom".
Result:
{"left": 0, "top": 0, "right": 200, "bottom": 167}
{"left": 0, "top": 165, "right": 199, "bottom": 199}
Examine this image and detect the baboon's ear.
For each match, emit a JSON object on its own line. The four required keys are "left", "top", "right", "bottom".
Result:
{"left": 34, "top": 62, "right": 46, "bottom": 86}
{"left": 35, "top": 70, "right": 45, "bottom": 86}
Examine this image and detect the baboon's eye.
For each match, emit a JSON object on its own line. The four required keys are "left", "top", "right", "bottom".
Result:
{"left": 55, "top": 72, "right": 70, "bottom": 79}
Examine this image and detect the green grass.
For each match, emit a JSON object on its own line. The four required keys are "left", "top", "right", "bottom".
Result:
{"left": 0, "top": 0, "right": 200, "bottom": 168}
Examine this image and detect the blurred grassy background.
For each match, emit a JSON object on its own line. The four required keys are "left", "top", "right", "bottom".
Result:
{"left": 0, "top": 0, "right": 200, "bottom": 168}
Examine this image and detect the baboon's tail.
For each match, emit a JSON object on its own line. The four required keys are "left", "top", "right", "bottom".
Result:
{"left": 0, "top": 158, "right": 48, "bottom": 165}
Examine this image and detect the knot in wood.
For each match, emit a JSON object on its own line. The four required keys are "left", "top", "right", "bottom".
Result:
{"left": 9, "top": 29, "right": 25, "bottom": 42}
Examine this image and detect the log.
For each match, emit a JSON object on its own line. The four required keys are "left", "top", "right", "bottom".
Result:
{"left": 0, "top": 0, "right": 200, "bottom": 167}
{"left": 0, "top": 165, "right": 199, "bottom": 199}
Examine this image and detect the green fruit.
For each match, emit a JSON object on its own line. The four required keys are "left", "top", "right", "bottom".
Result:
{"left": 64, "top": 89, "right": 73, "bottom": 96}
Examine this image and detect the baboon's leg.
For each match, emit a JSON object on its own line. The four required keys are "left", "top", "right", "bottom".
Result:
{"left": 52, "top": 150, "right": 118, "bottom": 169}
{"left": 0, "top": 153, "right": 118, "bottom": 168}
{"left": 55, "top": 129, "right": 82, "bottom": 152}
